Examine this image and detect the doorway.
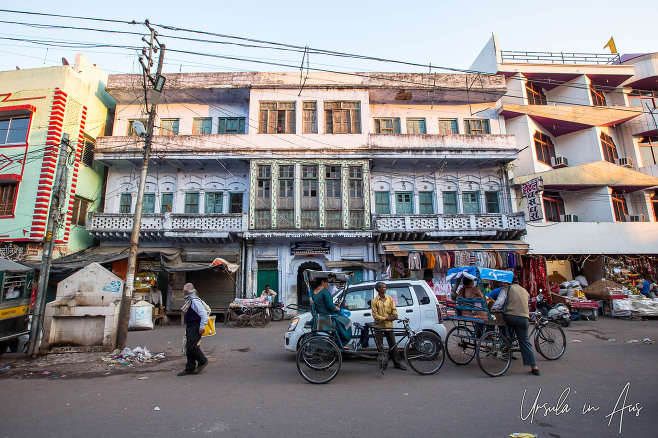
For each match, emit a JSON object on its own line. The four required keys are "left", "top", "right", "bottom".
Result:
{"left": 297, "top": 261, "right": 322, "bottom": 307}
{"left": 257, "top": 261, "right": 279, "bottom": 302}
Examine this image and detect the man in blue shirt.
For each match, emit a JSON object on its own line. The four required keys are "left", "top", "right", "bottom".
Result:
{"left": 178, "top": 283, "right": 209, "bottom": 376}
{"left": 637, "top": 278, "right": 657, "bottom": 299}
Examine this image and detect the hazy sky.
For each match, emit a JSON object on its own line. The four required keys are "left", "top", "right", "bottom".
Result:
{"left": 1, "top": 0, "right": 656, "bottom": 75}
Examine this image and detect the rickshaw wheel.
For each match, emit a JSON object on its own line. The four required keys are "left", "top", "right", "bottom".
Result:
{"left": 534, "top": 321, "right": 566, "bottom": 360}
{"left": 476, "top": 331, "right": 511, "bottom": 377}
{"left": 446, "top": 326, "right": 476, "bottom": 365}
{"left": 405, "top": 331, "right": 444, "bottom": 375}
{"left": 296, "top": 335, "right": 342, "bottom": 384}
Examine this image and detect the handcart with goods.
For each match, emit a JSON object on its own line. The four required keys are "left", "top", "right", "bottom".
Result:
{"left": 227, "top": 298, "right": 272, "bottom": 328}
{"left": 295, "top": 270, "right": 445, "bottom": 384}
{"left": 444, "top": 266, "right": 566, "bottom": 377}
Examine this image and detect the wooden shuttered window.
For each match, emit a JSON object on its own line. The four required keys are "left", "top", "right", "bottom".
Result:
{"left": 0, "top": 183, "right": 18, "bottom": 216}
{"left": 259, "top": 102, "right": 295, "bottom": 134}
{"left": 302, "top": 102, "right": 317, "bottom": 133}
{"left": 325, "top": 101, "right": 360, "bottom": 133}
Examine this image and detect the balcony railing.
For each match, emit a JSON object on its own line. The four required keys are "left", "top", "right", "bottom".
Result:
{"left": 88, "top": 213, "right": 247, "bottom": 241}
{"left": 501, "top": 50, "right": 620, "bottom": 65}
{"left": 374, "top": 212, "right": 526, "bottom": 239}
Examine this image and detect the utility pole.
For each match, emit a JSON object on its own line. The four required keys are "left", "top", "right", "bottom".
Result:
{"left": 27, "top": 133, "right": 70, "bottom": 357}
{"left": 114, "top": 21, "right": 166, "bottom": 350}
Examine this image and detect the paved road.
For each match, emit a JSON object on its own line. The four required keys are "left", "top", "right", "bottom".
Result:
{"left": 1, "top": 317, "right": 657, "bottom": 438}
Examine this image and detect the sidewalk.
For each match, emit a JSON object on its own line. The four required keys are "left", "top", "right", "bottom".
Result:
{"left": 0, "top": 321, "right": 291, "bottom": 379}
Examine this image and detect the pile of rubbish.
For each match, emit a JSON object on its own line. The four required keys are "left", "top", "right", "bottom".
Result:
{"left": 100, "top": 346, "right": 165, "bottom": 367}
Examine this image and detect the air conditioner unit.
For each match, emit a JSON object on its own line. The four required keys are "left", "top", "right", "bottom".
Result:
{"left": 551, "top": 156, "right": 569, "bottom": 168}
{"left": 626, "top": 214, "right": 645, "bottom": 222}
{"left": 616, "top": 157, "right": 633, "bottom": 168}
{"left": 561, "top": 214, "right": 579, "bottom": 222}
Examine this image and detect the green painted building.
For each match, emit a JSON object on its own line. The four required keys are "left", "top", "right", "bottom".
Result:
{"left": 0, "top": 55, "right": 115, "bottom": 262}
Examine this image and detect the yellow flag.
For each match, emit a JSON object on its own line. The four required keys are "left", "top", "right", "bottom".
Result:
{"left": 603, "top": 37, "right": 617, "bottom": 54}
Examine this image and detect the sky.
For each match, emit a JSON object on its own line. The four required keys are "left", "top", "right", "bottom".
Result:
{"left": 1, "top": 0, "right": 657, "bottom": 76}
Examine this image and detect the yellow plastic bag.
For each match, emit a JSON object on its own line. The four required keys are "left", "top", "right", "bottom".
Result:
{"left": 202, "top": 315, "right": 216, "bottom": 337}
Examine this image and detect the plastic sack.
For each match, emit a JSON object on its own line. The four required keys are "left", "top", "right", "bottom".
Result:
{"left": 202, "top": 315, "right": 216, "bottom": 337}
{"left": 575, "top": 275, "right": 589, "bottom": 287}
{"left": 129, "top": 301, "right": 154, "bottom": 330}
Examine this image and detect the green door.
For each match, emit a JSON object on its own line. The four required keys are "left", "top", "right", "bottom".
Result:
{"left": 350, "top": 269, "right": 363, "bottom": 285}
{"left": 257, "top": 269, "right": 279, "bottom": 302}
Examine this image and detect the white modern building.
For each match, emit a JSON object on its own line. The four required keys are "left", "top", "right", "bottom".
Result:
{"left": 471, "top": 36, "right": 658, "bottom": 281}
{"left": 86, "top": 71, "right": 525, "bottom": 314}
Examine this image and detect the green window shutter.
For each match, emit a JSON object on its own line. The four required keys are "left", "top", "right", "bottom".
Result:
{"left": 218, "top": 118, "right": 226, "bottom": 134}
{"left": 142, "top": 193, "right": 155, "bottom": 214}
{"left": 120, "top": 193, "right": 132, "bottom": 213}
{"left": 443, "top": 191, "right": 457, "bottom": 214}
{"left": 375, "top": 191, "right": 390, "bottom": 214}
{"left": 396, "top": 192, "right": 413, "bottom": 214}
{"left": 374, "top": 119, "right": 380, "bottom": 134}
{"left": 464, "top": 120, "right": 471, "bottom": 134}
{"left": 483, "top": 119, "right": 490, "bottom": 134}
{"left": 394, "top": 118, "right": 401, "bottom": 134}
{"left": 160, "top": 193, "right": 173, "bottom": 213}
{"left": 185, "top": 192, "right": 199, "bottom": 213}
{"left": 419, "top": 191, "right": 433, "bottom": 214}
{"left": 485, "top": 192, "right": 500, "bottom": 213}
{"left": 238, "top": 118, "right": 246, "bottom": 134}
{"left": 462, "top": 192, "right": 480, "bottom": 214}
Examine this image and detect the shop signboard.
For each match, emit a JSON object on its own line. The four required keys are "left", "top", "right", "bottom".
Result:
{"left": 291, "top": 241, "right": 330, "bottom": 255}
{"left": 521, "top": 177, "right": 543, "bottom": 221}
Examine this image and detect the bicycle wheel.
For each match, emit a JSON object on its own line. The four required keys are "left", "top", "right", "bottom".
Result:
{"left": 250, "top": 309, "right": 268, "bottom": 327}
{"left": 446, "top": 325, "right": 476, "bottom": 365}
{"left": 476, "top": 331, "right": 511, "bottom": 377}
{"left": 271, "top": 308, "right": 284, "bottom": 321}
{"left": 405, "top": 331, "right": 444, "bottom": 375}
{"left": 227, "top": 309, "right": 245, "bottom": 328}
{"left": 296, "top": 335, "right": 342, "bottom": 384}
{"left": 534, "top": 321, "right": 566, "bottom": 360}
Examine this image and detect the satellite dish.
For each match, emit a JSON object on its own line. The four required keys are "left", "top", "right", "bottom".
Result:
{"left": 62, "top": 58, "right": 69, "bottom": 66}
{"left": 132, "top": 121, "right": 146, "bottom": 137}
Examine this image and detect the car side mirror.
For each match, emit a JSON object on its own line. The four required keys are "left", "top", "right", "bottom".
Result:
{"left": 420, "top": 297, "right": 430, "bottom": 305}
{"left": 367, "top": 300, "right": 372, "bottom": 306}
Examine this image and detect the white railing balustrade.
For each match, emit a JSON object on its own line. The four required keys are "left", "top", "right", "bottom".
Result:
{"left": 88, "top": 213, "right": 246, "bottom": 233}
{"left": 375, "top": 213, "right": 525, "bottom": 232}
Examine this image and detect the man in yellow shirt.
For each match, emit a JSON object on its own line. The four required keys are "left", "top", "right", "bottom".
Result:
{"left": 371, "top": 282, "right": 406, "bottom": 370}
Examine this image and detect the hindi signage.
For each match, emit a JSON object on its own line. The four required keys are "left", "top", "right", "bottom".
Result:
{"left": 291, "top": 241, "right": 330, "bottom": 255}
{"left": 521, "top": 177, "right": 544, "bottom": 221}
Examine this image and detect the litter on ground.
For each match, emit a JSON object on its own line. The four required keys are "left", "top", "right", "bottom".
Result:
{"left": 100, "top": 347, "right": 166, "bottom": 367}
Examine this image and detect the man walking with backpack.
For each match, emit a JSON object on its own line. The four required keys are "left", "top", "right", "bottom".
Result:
{"left": 178, "top": 283, "right": 209, "bottom": 376}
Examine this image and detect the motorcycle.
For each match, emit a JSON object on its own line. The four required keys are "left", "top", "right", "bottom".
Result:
{"left": 270, "top": 301, "right": 285, "bottom": 322}
{"left": 536, "top": 292, "right": 571, "bottom": 327}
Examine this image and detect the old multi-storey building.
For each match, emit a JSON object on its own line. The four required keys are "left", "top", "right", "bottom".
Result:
{"left": 0, "top": 55, "right": 114, "bottom": 262}
{"left": 471, "top": 36, "right": 658, "bottom": 281}
{"left": 89, "top": 71, "right": 525, "bottom": 313}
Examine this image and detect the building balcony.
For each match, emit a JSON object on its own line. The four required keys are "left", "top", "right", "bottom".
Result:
{"left": 87, "top": 213, "right": 247, "bottom": 242}
{"left": 373, "top": 212, "right": 526, "bottom": 240}
{"left": 623, "top": 110, "right": 658, "bottom": 137}
{"left": 499, "top": 104, "right": 642, "bottom": 136}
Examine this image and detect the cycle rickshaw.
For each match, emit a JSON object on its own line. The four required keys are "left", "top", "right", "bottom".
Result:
{"left": 444, "top": 266, "right": 566, "bottom": 377}
{"left": 295, "top": 270, "right": 445, "bottom": 384}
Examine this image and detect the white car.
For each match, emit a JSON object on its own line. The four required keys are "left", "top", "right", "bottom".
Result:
{"left": 284, "top": 279, "right": 447, "bottom": 352}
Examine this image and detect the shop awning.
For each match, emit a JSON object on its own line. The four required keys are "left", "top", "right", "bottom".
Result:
{"left": 35, "top": 246, "right": 183, "bottom": 273}
{"left": 381, "top": 241, "right": 529, "bottom": 255}
{"left": 1, "top": 258, "right": 33, "bottom": 272}
{"left": 324, "top": 261, "right": 383, "bottom": 271}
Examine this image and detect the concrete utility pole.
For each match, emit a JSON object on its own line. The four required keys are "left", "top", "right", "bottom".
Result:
{"left": 114, "top": 21, "right": 166, "bottom": 350}
{"left": 27, "top": 133, "right": 70, "bottom": 357}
